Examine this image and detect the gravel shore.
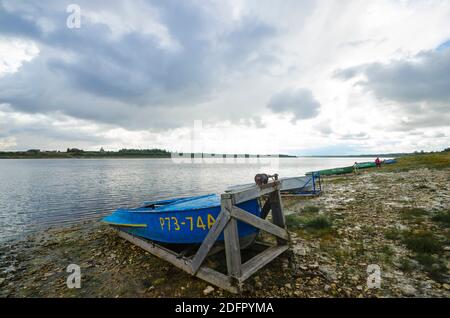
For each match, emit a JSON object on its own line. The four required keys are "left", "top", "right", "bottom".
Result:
{"left": 1, "top": 167, "right": 449, "bottom": 298}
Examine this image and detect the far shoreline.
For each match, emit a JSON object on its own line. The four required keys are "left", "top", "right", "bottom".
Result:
{"left": 0, "top": 149, "right": 297, "bottom": 159}
{"left": 0, "top": 149, "right": 446, "bottom": 159}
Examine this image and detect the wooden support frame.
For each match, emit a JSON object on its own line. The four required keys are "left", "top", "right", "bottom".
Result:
{"left": 116, "top": 180, "right": 289, "bottom": 294}
{"left": 231, "top": 207, "right": 289, "bottom": 241}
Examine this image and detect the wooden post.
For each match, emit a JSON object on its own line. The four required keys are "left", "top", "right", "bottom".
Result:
{"left": 222, "top": 195, "right": 242, "bottom": 278}
{"left": 269, "top": 190, "right": 288, "bottom": 245}
{"left": 231, "top": 207, "right": 289, "bottom": 241}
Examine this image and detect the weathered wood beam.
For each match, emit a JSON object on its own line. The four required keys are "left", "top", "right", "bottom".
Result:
{"left": 231, "top": 206, "right": 289, "bottom": 241}
{"left": 118, "top": 231, "right": 192, "bottom": 273}
{"left": 118, "top": 231, "right": 238, "bottom": 293}
{"left": 229, "top": 181, "right": 280, "bottom": 204}
{"left": 269, "top": 190, "right": 288, "bottom": 245}
{"left": 222, "top": 198, "right": 242, "bottom": 278}
{"left": 195, "top": 266, "right": 239, "bottom": 294}
{"left": 239, "top": 245, "right": 289, "bottom": 283}
{"left": 191, "top": 209, "right": 230, "bottom": 273}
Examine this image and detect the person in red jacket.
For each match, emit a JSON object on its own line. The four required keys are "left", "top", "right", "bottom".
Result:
{"left": 375, "top": 157, "right": 381, "bottom": 168}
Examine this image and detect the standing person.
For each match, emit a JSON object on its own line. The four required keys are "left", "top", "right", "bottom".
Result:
{"left": 375, "top": 157, "right": 381, "bottom": 168}
{"left": 353, "top": 161, "right": 359, "bottom": 173}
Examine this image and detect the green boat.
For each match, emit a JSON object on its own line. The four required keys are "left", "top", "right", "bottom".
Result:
{"left": 306, "top": 159, "right": 394, "bottom": 177}
{"left": 356, "top": 161, "right": 376, "bottom": 169}
{"left": 306, "top": 166, "right": 354, "bottom": 176}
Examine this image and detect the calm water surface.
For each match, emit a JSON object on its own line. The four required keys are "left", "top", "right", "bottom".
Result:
{"left": 0, "top": 157, "right": 376, "bottom": 242}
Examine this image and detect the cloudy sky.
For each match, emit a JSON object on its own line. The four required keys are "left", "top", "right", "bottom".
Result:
{"left": 0, "top": 0, "right": 449, "bottom": 155}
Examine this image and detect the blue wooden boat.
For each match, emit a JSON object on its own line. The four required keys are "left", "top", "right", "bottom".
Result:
{"left": 102, "top": 194, "right": 260, "bottom": 244}
{"left": 383, "top": 159, "right": 397, "bottom": 164}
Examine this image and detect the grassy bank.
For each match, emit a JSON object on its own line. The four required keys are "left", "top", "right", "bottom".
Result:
{"left": 386, "top": 152, "right": 450, "bottom": 172}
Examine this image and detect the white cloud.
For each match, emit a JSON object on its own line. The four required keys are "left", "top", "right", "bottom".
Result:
{"left": 0, "top": 0, "right": 449, "bottom": 154}
{"left": 0, "top": 37, "right": 39, "bottom": 76}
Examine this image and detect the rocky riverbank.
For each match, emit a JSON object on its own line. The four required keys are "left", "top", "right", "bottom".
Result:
{"left": 1, "top": 166, "right": 449, "bottom": 298}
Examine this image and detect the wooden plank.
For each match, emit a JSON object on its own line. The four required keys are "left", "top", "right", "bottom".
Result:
{"left": 231, "top": 207, "right": 289, "bottom": 241}
{"left": 269, "top": 190, "right": 285, "bottom": 226}
{"left": 191, "top": 209, "right": 230, "bottom": 273}
{"left": 254, "top": 241, "right": 274, "bottom": 248}
{"left": 230, "top": 181, "right": 280, "bottom": 204}
{"left": 118, "top": 231, "right": 239, "bottom": 293}
{"left": 196, "top": 266, "right": 239, "bottom": 294}
{"left": 224, "top": 219, "right": 242, "bottom": 277}
{"left": 118, "top": 231, "right": 192, "bottom": 273}
{"left": 281, "top": 193, "right": 320, "bottom": 198}
{"left": 223, "top": 198, "right": 242, "bottom": 278}
{"left": 239, "top": 245, "right": 289, "bottom": 282}
{"left": 269, "top": 190, "right": 288, "bottom": 245}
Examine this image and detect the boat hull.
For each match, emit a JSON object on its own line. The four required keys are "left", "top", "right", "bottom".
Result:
{"left": 383, "top": 159, "right": 397, "bottom": 164}
{"left": 356, "top": 161, "right": 376, "bottom": 169}
{"left": 307, "top": 166, "right": 354, "bottom": 176}
{"left": 280, "top": 176, "right": 312, "bottom": 191}
{"left": 102, "top": 195, "right": 260, "bottom": 244}
{"left": 306, "top": 159, "right": 397, "bottom": 176}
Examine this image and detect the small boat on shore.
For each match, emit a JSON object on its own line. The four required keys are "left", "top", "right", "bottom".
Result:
{"left": 226, "top": 175, "right": 314, "bottom": 193}
{"left": 306, "top": 158, "right": 397, "bottom": 176}
{"left": 306, "top": 166, "right": 353, "bottom": 176}
{"left": 102, "top": 194, "right": 260, "bottom": 245}
{"left": 356, "top": 161, "right": 376, "bottom": 169}
{"left": 279, "top": 176, "right": 313, "bottom": 191}
{"left": 383, "top": 159, "right": 397, "bottom": 164}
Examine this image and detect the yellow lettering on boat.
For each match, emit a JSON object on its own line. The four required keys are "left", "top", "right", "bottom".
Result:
{"left": 164, "top": 217, "right": 171, "bottom": 231}
{"left": 158, "top": 215, "right": 218, "bottom": 232}
{"left": 185, "top": 216, "right": 194, "bottom": 231}
{"left": 207, "top": 214, "right": 216, "bottom": 229}
{"left": 172, "top": 217, "right": 180, "bottom": 231}
{"left": 197, "top": 216, "right": 206, "bottom": 230}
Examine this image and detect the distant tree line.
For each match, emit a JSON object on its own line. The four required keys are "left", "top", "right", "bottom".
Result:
{"left": 0, "top": 148, "right": 172, "bottom": 158}
{"left": 67, "top": 148, "right": 84, "bottom": 153}
{"left": 0, "top": 146, "right": 448, "bottom": 159}
{"left": 117, "top": 148, "right": 170, "bottom": 156}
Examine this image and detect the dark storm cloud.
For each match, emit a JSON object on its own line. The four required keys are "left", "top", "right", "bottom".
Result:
{"left": 0, "top": 3, "right": 42, "bottom": 38}
{"left": 334, "top": 45, "right": 450, "bottom": 129}
{"left": 267, "top": 88, "right": 321, "bottom": 121}
{"left": 219, "top": 18, "right": 276, "bottom": 67}
{"left": 394, "top": 112, "right": 450, "bottom": 131}
{"left": 0, "top": 0, "right": 278, "bottom": 129}
{"left": 334, "top": 47, "right": 450, "bottom": 104}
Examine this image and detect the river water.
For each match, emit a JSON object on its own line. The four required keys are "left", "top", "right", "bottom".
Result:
{"left": 0, "top": 157, "right": 376, "bottom": 242}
